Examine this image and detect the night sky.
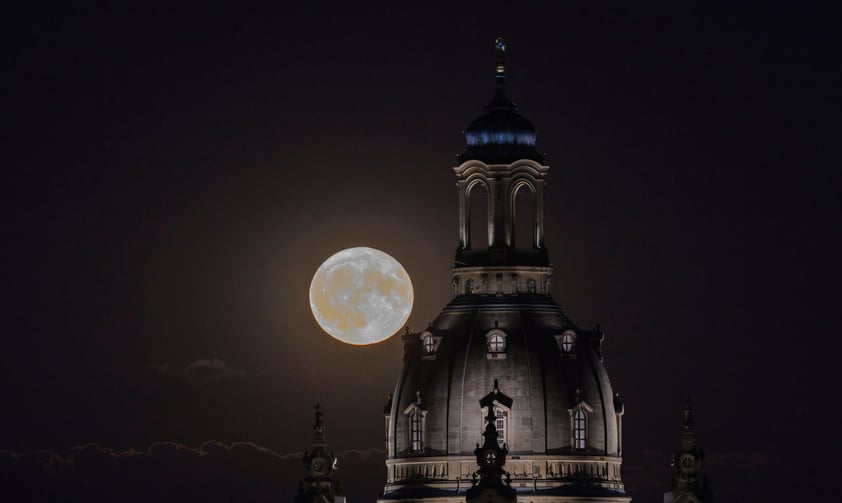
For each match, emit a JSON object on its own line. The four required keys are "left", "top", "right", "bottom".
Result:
{"left": 2, "top": 2, "right": 839, "bottom": 502}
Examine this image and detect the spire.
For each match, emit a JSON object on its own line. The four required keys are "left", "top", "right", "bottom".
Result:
{"left": 467, "top": 384, "right": 517, "bottom": 503}
{"left": 296, "top": 404, "right": 338, "bottom": 503}
{"left": 495, "top": 37, "right": 507, "bottom": 84}
{"left": 664, "top": 400, "right": 712, "bottom": 503}
{"left": 485, "top": 37, "right": 517, "bottom": 112}
{"left": 312, "top": 403, "right": 327, "bottom": 448}
{"left": 683, "top": 398, "right": 694, "bottom": 431}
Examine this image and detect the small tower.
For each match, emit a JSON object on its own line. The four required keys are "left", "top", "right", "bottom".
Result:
{"left": 466, "top": 382, "right": 517, "bottom": 503}
{"left": 453, "top": 37, "right": 552, "bottom": 296}
{"left": 296, "top": 404, "right": 346, "bottom": 503}
{"left": 663, "top": 400, "right": 713, "bottom": 503}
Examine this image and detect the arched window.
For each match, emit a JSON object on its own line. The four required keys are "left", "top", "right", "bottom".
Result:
{"left": 526, "top": 278, "right": 536, "bottom": 293}
{"left": 465, "top": 278, "right": 474, "bottom": 294}
{"left": 410, "top": 411, "right": 423, "bottom": 451}
{"left": 494, "top": 407, "right": 507, "bottom": 448}
{"left": 485, "top": 328, "right": 508, "bottom": 360}
{"left": 423, "top": 335, "right": 435, "bottom": 354}
{"left": 404, "top": 394, "right": 427, "bottom": 453}
{"left": 420, "top": 331, "right": 440, "bottom": 360}
{"left": 573, "top": 410, "right": 586, "bottom": 449}
{"left": 562, "top": 332, "right": 575, "bottom": 353}
{"left": 488, "top": 333, "right": 506, "bottom": 353}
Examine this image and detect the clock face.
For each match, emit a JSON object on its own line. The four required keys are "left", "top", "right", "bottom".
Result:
{"left": 484, "top": 450, "right": 497, "bottom": 466}
{"left": 680, "top": 454, "right": 694, "bottom": 470}
{"left": 311, "top": 457, "right": 326, "bottom": 473}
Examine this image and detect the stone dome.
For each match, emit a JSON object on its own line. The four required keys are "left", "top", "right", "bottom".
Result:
{"left": 460, "top": 88, "right": 544, "bottom": 164}
{"left": 378, "top": 39, "right": 627, "bottom": 503}
{"left": 381, "top": 294, "right": 626, "bottom": 501}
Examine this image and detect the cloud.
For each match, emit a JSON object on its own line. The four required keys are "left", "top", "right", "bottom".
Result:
{"left": 181, "top": 358, "right": 246, "bottom": 385}
{"left": 0, "top": 441, "right": 385, "bottom": 502}
{"left": 1, "top": 440, "right": 296, "bottom": 467}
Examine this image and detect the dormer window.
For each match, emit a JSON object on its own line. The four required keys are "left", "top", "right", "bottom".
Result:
{"left": 423, "top": 335, "right": 435, "bottom": 353}
{"left": 403, "top": 391, "right": 427, "bottom": 453}
{"left": 419, "top": 331, "right": 441, "bottom": 360}
{"left": 481, "top": 405, "right": 509, "bottom": 448}
{"left": 494, "top": 407, "right": 508, "bottom": 448}
{"left": 410, "top": 411, "right": 423, "bottom": 451}
{"left": 573, "top": 410, "right": 586, "bottom": 449}
{"left": 562, "top": 331, "right": 575, "bottom": 352}
{"left": 555, "top": 330, "right": 577, "bottom": 358}
{"left": 485, "top": 327, "right": 507, "bottom": 359}
{"left": 488, "top": 333, "right": 505, "bottom": 352}
{"left": 568, "top": 398, "right": 594, "bottom": 451}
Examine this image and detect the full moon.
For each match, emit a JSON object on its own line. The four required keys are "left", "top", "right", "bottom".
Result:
{"left": 309, "top": 247, "right": 414, "bottom": 345}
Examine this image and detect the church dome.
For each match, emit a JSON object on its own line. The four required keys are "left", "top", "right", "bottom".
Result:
{"left": 459, "top": 38, "right": 543, "bottom": 164}
{"left": 460, "top": 88, "right": 544, "bottom": 164}
{"left": 381, "top": 295, "right": 625, "bottom": 500}
{"left": 379, "top": 39, "right": 627, "bottom": 503}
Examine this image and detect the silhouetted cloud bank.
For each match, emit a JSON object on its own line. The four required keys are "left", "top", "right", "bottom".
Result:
{"left": 0, "top": 441, "right": 384, "bottom": 502}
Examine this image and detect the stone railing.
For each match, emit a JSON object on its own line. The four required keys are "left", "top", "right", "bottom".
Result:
{"left": 387, "top": 455, "right": 623, "bottom": 486}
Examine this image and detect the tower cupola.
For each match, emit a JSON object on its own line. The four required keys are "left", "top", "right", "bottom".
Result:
{"left": 461, "top": 38, "right": 543, "bottom": 164}
{"left": 452, "top": 39, "right": 552, "bottom": 295}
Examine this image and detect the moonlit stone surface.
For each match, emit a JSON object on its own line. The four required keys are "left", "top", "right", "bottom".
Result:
{"left": 309, "top": 247, "right": 413, "bottom": 345}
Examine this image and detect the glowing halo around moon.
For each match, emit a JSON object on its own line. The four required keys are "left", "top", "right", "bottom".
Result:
{"left": 309, "top": 247, "right": 414, "bottom": 345}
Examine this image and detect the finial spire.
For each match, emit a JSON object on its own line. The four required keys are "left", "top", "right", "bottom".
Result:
{"left": 495, "top": 37, "right": 507, "bottom": 84}
{"left": 314, "top": 403, "right": 324, "bottom": 431}
{"left": 683, "top": 398, "right": 694, "bottom": 431}
{"left": 311, "top": 403, "right": 328, "bottom": 448}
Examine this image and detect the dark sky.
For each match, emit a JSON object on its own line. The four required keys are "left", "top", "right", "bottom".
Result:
{"left": 2, "top": 2, "right": 839, "bottom": 502}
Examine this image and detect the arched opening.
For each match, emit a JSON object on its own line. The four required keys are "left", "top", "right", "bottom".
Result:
{"left": 468, "top": 181, "right": 489, "bottom": 249}
{"left": 512, "top": 181, "right": 536, "bottom": 248}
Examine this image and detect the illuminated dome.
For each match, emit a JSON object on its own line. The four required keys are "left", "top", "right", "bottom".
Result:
{"left": 379, "top": 39, "right": 628, "bottom": 503}
{"left": 459, "top": 39, "right": 543, "bottom": 164}
{"left": 461, "top": 89, "right": 542, "bottom": 164}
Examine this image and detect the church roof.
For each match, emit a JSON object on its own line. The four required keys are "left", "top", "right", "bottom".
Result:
{"left": 459, "top": 38, "right": 543, "bottom": 164}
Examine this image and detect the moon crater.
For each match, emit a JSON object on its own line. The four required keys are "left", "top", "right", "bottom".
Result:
{"left": 309, "top": 247, "right": 413, "bottom": 345}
